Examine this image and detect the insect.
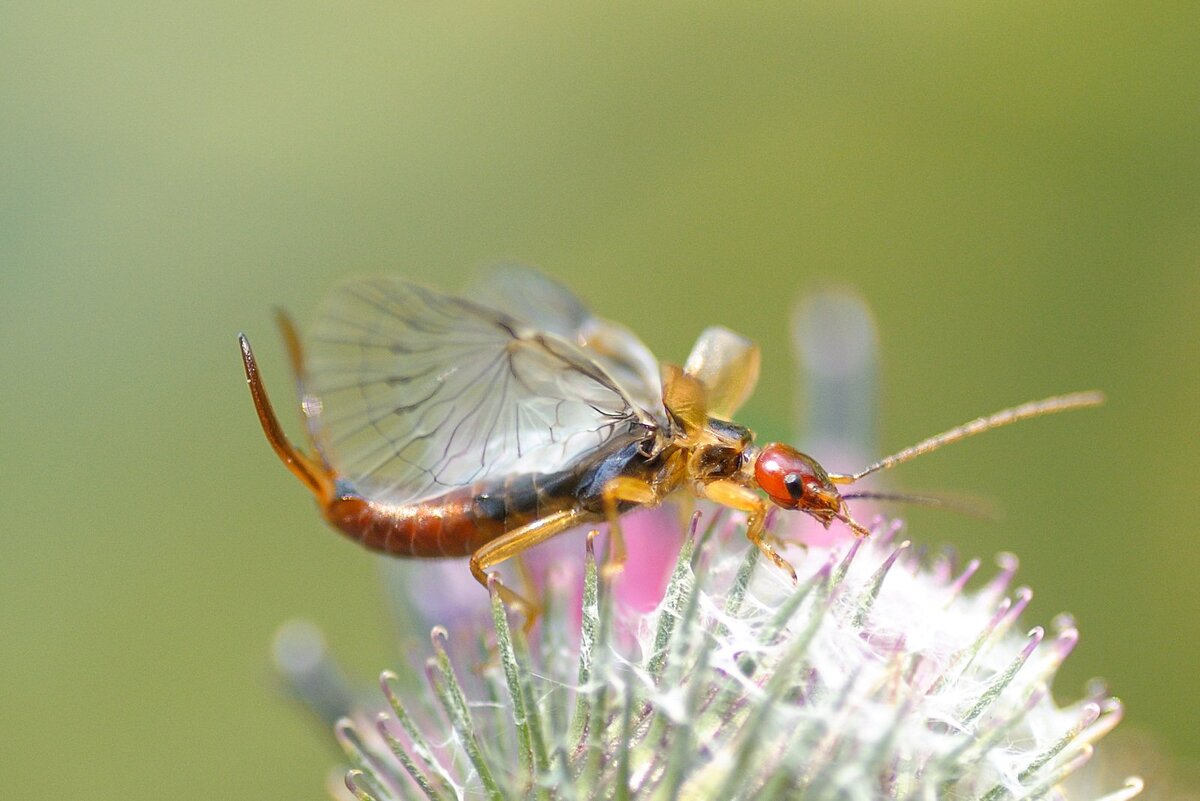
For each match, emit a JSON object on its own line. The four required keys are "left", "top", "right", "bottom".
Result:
{"left": 239, "top": 268, "right": 1103, "bottom": 614}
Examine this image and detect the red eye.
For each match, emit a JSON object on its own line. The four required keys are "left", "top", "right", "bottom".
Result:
{"left": 755, "top": 443, "right": 814, "bottom": 508}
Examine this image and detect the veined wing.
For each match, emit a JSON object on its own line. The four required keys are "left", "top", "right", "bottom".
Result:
{"left": 304, "top": 277, "right": 664, "bottom": 505}
{"left": 472, "top": 265, "right": 664, "bottom": 415}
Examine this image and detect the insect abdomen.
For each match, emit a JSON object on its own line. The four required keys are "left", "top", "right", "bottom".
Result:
{"left": 321, "top": 493, "right": 472, "bottom": 558}
{"left": 321, "top": 470, "right": 585, "bottom": 558}
{"left": 320, "top": 439, "right": 660, "bottom": 558}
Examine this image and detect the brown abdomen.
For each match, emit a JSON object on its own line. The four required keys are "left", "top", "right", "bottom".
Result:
{"left": 320, "top": 469, "right": 584, "bottom": 558}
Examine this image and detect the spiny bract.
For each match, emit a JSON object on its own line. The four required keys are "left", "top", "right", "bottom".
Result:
{"left": 324, "top": 511, "right": 1141, "bottom": 801}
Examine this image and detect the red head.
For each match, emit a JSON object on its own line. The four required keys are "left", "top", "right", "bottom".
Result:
{"left": 753, "top": 443, "right": 847, "bottom": 527}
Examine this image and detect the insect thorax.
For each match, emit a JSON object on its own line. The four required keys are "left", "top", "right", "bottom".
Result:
{"left": 685, "top": 418, "right": 754, "bottom": 484}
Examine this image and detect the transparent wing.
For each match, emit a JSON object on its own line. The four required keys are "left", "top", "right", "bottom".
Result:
{"left": 472, "top": 266, "right": 664, "bottom": 414}
{"left": 304, "top": 277, "right": 662, "bottom": 505}
{"left": 470, "top": 265, "right": 590, "bottom": 340}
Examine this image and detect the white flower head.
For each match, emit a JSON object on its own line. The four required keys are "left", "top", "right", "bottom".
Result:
{"left": 322, "top": 510, "right": 1140, "bottom": 801}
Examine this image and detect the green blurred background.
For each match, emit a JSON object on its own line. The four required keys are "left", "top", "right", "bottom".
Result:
{"left": 3, "top": 2, "right": 1197, "bottom": 797}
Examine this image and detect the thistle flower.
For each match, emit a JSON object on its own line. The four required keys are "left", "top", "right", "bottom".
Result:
{"left": 300, "top": 508, "right": 1140, "bottom": 801}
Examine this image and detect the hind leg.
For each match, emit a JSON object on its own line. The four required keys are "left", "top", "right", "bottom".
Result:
{"left": 470, "top": 509, "right": 597, "bottom": 627}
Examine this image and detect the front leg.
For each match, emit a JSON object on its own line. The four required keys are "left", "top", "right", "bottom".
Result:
{"left": 702, "top": 480, "right": 798, "bottom": 585}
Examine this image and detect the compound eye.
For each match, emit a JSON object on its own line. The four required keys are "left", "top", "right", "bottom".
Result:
{"left": 783, "top": 473, "right": 805, "bottom": 501}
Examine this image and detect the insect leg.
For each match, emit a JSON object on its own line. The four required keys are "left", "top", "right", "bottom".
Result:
{"left": 238, "top": 334, "right": 334, "bottom": 502}
{"left": 702, "top": 480, "right": 798, "bottom": 585}
{"left": 600, "top": 476, "right": 661, "bottom": 579}
{"left": 470, "top": 508, "right": 597, "bottom": 624}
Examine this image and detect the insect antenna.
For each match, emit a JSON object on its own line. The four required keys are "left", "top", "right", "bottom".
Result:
{"left": 829, "top": 391, "right": 1105, "bottom": 484}
{"left": 840, "top": 490, "right": 1000, "bottom": 521}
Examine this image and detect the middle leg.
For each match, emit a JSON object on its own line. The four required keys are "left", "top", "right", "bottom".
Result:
{"left": 600, "top": 475, "right": 671, "bottom": 579}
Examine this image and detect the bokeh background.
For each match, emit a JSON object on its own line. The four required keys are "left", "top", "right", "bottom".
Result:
{"left": 3, "top": 2, "right": 1197, "bottom": 798}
